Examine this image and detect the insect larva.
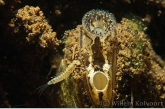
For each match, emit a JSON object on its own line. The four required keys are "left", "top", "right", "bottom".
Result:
{"left": 36, "top": 60, "right": 80, "bottom": 96}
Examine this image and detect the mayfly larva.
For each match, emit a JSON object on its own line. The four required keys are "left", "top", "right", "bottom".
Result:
{"left": 36, "top": 60, "right": 80, "bottom": 96}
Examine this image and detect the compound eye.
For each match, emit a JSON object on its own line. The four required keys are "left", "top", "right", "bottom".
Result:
{"left": 82, "top": 9, "right": 117, "bottom": 37}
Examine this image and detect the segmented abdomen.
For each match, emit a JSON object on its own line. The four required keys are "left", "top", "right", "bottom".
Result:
{"left": 47, "top": 60, "right": 80, "bottom": 85}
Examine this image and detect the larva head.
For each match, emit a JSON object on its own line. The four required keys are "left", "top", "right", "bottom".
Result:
{"left": 82, "top": 9, "right": 117, "bottom": 37}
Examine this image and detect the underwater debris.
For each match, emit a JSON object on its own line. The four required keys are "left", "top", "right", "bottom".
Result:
{"left": 114, "top": 18, "right": 165, "bottom": 107}
{"left": 9, "top": 5, "right": 60, "bottom": 49}
{"left": 147, "top": 0, "right": 165, "bottom": 8}
{"left": 36, "top": 9, "right": 165, "bottom": 107}
{"left": 0, "top": 83, "right": 11, "bottom": 108}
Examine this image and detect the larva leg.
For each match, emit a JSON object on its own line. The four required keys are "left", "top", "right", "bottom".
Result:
{"left": 46, "top": 65, "right": 56, "bottom": 78}
{"left": 36, "top": 60, "right": 80, "bottom": 96}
